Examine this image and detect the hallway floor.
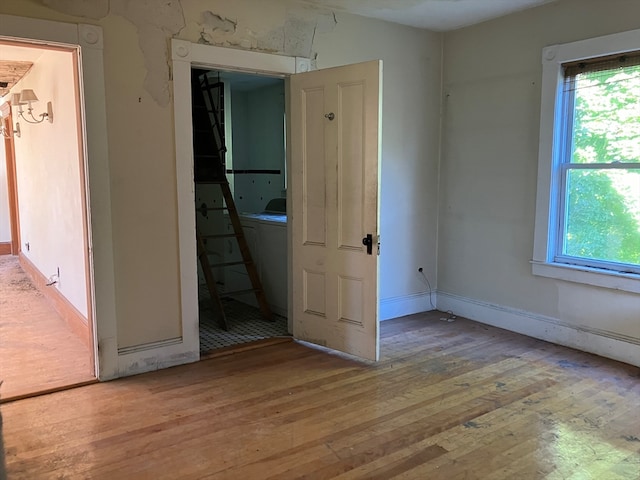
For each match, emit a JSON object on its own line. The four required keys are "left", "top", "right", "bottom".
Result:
{"left": 0, "top": 255, "right": 95, "bottom": 402}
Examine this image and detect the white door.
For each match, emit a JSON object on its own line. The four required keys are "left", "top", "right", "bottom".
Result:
{"left": 290, "top": 60, "right": 382, "bottom": 361}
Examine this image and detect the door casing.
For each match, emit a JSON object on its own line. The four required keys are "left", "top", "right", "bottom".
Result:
{"left": 172, "top": 40, "right": 380, "bottom": 362}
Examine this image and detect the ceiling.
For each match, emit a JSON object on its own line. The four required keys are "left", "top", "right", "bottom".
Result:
{"left": 298, "top": 0, "right": 558, "bottom": 31}
{"left": 0, "top": 0, "right": 559, "bottom": 98}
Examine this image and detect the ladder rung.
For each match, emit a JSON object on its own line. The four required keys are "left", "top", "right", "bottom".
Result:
{"left": 197, "top": 207, "right": 229, "bottom": 212}
{"left": 201, "top": 233, "right": 239, "bottom": 239}
{"left": 222, "top": 288, "right": 260, "bottom": 297}
{"left": 209, "top": 260, "right": 249, "bottom": 267}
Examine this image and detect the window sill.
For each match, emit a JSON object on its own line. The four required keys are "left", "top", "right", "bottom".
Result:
{"left": 531, "top": 260, "right": 640, "bottom": 294}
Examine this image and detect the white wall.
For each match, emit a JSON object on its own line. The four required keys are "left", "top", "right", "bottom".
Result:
{"left": 10, "top": 48, "right": 88, "bottom": 316}
{"left": 232, "top": 82, "right": 286, "bottom": 213}
{"left": 438, "top": 0, "right": 640, "bottom": 365}
{"left": 0, "top": 132, "right": 10, "bottom": 243}
{"left": 312, "top": 12, "right": 443, "bottom": 315}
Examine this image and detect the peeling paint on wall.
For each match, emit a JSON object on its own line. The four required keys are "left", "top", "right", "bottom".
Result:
{"left": 282, "top": 10, "right": 337, "bottom": 58}
{"left": 110, "top": 0, "right": 185, "bottom": 107}
{"left": 39, "top": 0, "right": 338, "bottom": 105}
{"left": 202, "top": 11, "right": 236, "bottom": 33}
{"left": 41, "top": 0, "right": 185, "bottom": 107}
{"left": 198, "top": 6, "right": 337, "bottom": 59}
{"left": 41, "top": 0, "right": 109, "bottom": 20}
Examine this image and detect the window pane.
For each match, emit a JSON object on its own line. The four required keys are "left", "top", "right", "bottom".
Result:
{"left": 564, "top": 168, "right": 640, "bottom": 265}
{"left": 571, "top": 64, "right": 640, "bottom": 164}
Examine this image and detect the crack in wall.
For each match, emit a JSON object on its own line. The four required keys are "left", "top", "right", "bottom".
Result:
{"left": 41, "top": 0, "right": 184, "bottom": 107}
{"left": 110, "top": 0, "right": 185, "bottom": 107}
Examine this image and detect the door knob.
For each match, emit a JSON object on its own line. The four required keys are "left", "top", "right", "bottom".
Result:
{"left": 362, "top": 234, "right": 373, "bottom": 255}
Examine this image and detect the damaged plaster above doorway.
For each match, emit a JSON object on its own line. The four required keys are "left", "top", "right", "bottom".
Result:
{"left": 198, "top": 8, "right": 337, "bottom": 60}
{"left": 39, "top": 0, "right": 336, "bottom": 107}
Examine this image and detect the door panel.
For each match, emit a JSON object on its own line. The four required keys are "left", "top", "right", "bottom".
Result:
{"left": 302, "top": 87, "right": 327, "bottom": 246}
{"left": 291, "top": 60, "right": 382, "bottom": 361}
{"left": 338, "top": 81, "right": 365, "bottom": 250}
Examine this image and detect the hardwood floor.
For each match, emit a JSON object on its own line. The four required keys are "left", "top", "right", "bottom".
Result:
{"left": 2, "top": 312, "right": 639, "bottom": 479}
{"left": 0, "top": 255, "right": 95, "bottom": 402}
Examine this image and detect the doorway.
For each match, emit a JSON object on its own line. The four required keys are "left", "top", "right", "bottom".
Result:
{"left": 191, "top": 68, "right": 290, "bottom": 355}
{"left": 0, "top": 40, "right": 96, "bottom": 400}
{"left": 172, "top": 40, "right": 381, "bottom": 364}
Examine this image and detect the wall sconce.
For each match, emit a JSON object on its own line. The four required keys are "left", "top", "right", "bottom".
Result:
{"left": 0, "top": 122, "right": 21, "bottom": 139}
{"left": 12, "top": 89, "right": 54, "bottom": 124}
{"left": 0, "top": 101, "right": 20, "bottom": 139}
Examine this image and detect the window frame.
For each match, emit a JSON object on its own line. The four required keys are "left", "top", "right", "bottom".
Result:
{"left": 532, "top": 28, "right": 640, "bottom": 294}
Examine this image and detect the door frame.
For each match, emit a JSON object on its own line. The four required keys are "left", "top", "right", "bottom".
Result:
{"left": 171, "top": 39, "right": 310, "bottom": 356}
{"left": 1, "top": 14, "right": 117, "bottom": 380}
{"left": 2, "top": 108, "right": 20, "bottom": 255}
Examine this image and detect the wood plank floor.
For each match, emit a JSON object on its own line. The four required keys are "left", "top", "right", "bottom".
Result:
{"left": 2, "top": 312, "right": 639, "bottom": 479}
{"left": 0, "top": 255, "right": 95, "bottom": 402}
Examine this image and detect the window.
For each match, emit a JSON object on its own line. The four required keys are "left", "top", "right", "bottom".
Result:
{"left": 533, "top": 29, "right": 640, "bottom": 293}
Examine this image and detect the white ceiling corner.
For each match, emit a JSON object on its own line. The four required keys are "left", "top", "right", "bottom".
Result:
{"left": 297, "top": 0, "right": 559, "bottom": 31}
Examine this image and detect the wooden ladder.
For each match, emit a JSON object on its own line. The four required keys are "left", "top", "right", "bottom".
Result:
{"left": 196, "top": 181, "right": 273, "bottom": 330}
{"left": 194, "top": 70, "right": 273, "bottom": 330}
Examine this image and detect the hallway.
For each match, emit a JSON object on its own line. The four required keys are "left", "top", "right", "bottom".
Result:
{"left": 0, "top": 255, "right": 95, "bottom": 402}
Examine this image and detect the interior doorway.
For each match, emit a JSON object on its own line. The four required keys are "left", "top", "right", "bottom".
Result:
{"left": 0, "top": 40, "right": 96, "bottom": 401}
{"left": 191, "top": 68, "right": 290, "bottom": 356}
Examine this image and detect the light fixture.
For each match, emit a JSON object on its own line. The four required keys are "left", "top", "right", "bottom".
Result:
{"left": 0, "top": 122, "right": 21, "bottom": 139}
{"left": 12, "top": 89, "right": 54, "bottom": 125}
{"left": 0, "top": 100, "right": 20, "bottom": 138}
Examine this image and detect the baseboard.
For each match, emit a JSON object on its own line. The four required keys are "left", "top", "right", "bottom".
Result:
{"left": 117, "top": 337, "right": 199, "bottom": 377}
{"left": 0, "top": 242, "right": 11, "bottom": 255}
{"left": 437, "top": 291, "right": 640, "bottom": 368}
{"left": 18, "top": 254, "right": 91, "bottom": 350}
{"left": 380, "top": 291, "right": 436, "bottom": 321}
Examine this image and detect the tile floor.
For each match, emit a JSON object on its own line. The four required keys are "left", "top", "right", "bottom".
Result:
{"left": 199, "top": 296, "right": 289, "bottom": 354}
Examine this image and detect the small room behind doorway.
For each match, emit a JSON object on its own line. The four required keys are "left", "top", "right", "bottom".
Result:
{"left": 191, "top": 68, "right": 289, "bottom": 355}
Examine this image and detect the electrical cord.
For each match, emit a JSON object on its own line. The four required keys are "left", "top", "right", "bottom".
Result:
{"left": 417, "top": 267, "right": 436, "bottom": 310}
{"left": 417, "top": 267, "right": 457, "bottom": 320}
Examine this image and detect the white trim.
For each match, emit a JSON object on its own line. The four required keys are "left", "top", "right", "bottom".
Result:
{"left": 532, "top": 261, "right": 640, "bottom": 294}
{"left": 171, "top": 39, "right": 310, "bottom": 366}
{"left": 437, "top": 291, "right": 640, "bottom": 368}
{"left": 533, "top": 28, "right": 640, "bottom": 294}
{"left": 0, "top": 15, "right": 118, "bottom": 380}
{"left": 379, "top": 292, "right": 436, "bottom": 321}
{"left": 117, "top": 338, "right": 198, "bottom": 377}
{"left": 118, "top": 337, "right": 183, "bottom": 355}
{"left": 185, "top": 42, "right": 310, "bottom": 75}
